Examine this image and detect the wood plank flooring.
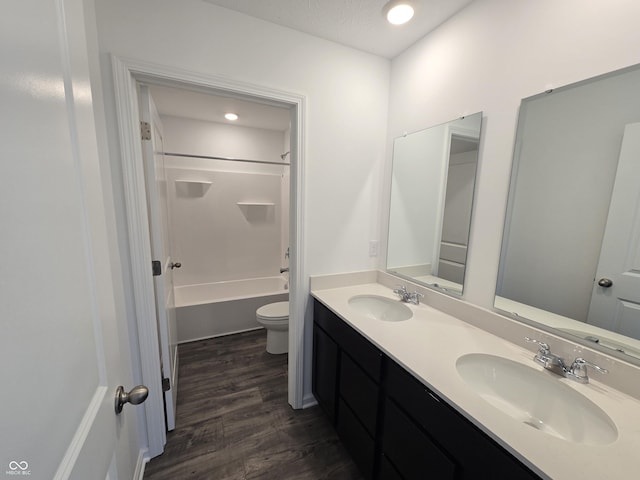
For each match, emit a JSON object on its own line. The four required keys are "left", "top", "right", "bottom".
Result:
{"left": 144, "top": 329, "right": 363, "bottom": 480}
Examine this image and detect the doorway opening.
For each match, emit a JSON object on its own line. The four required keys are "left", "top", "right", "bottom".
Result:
{"left": 112, "top": 56, "right": 306, "bottom": 459}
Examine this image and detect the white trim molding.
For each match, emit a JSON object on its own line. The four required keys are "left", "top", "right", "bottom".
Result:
{"left": 111, "top": 56, "right": 307, "bottom": 457}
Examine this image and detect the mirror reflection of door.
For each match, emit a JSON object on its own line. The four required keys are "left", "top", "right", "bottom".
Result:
{"left": 587, "top": 123, "right": 640, "bottom": 339}
{"left": 437, "top": 134, "right": 479, "bottom": 284}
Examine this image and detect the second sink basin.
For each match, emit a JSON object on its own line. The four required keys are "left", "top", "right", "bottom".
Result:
{"left": 456, "top": 353, "right": 617, "bottom": 445}
{"left": 348, "top": 295, "right": 413, "bottom": 322}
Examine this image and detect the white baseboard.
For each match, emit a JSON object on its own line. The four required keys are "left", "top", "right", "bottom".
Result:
{"left": 134, "top": 449, "right": 148, "bottom": 480}
{"left": 302, "top": 392, "right": 318, "bottom": 409}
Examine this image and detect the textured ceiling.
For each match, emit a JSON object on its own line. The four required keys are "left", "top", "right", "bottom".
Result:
{"left": 149, "top": 85, "right": 291, "bottom": 131}
{"left": 151, "top": 1, "right": 476, "bottom": 128}
{"left": 202, "top": 0, "right": 474, "bottom": 58}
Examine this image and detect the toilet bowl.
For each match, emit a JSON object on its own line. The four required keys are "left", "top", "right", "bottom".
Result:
{"left": 256, "top": 301, "right": 289, "bottom": 354}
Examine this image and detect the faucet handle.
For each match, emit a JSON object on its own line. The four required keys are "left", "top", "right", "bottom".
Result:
{"left": 570, "top": 357, "right": 608, "bottom": 377}
{"left": 393, "top": 285, "right": 408, "bottom": 295}
{"left": 524, "top": 337, "right": 550, "bottom": 354}
{"left": 408, "top": 291, "right": 424, "bottom": 305}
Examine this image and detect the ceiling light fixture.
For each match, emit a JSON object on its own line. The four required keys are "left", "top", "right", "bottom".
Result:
{"left": 224, "top": 112, "right": 238, "bottom": 121}
{"left": 383, "top": 1, "right": 415, "bottom": 25}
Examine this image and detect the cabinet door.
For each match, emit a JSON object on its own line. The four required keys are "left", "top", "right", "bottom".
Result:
{"left": 379, "top": 454, "right": 403, "bottom": 480}
{"left": 312, "top": 323, "right": 339, "bottom": 422}
{"left": 337, "top": 399, "right": 376, "bottom": 480}
{"left": 339, "top": 352, "right": 379, "bottom": 436}
{"left": 383, "top": 399, "right": 457, "bottom": 480}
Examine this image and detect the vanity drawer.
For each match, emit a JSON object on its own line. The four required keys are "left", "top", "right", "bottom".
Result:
{"left": 314, "top": 300, "right": 382, "bottom": 380}
{"left": 339, "top": 351, "right": 379, "bottom": 436}
{"left": 336, "top": 398, "right": 375, "bottom": 480}
{"left": 382, "top": 398, "right": 456, "bottom": 480}
{"left": 387, "top": 360, "right": 453, "bottom": 437}
{"left": 313, "top": 300, "right": 343, "bottom": 339}
{"left": 337, "top": 323, "right": 382, "bottom": 381}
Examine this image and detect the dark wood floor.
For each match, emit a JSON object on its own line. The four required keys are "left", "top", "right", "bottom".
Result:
{"left": 144, "top": 329, "right": 363, "bottom": 480}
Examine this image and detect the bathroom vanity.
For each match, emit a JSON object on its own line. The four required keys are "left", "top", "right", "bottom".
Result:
{"left": 310, "top": 281, "right": 640, "bottom": 480}
{"left": 313, "top": 299, "right": 538, "bottom": 479}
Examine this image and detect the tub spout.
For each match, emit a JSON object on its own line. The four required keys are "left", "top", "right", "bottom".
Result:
{"left": 280, "top": 267, "right": 289, "bottom": 273}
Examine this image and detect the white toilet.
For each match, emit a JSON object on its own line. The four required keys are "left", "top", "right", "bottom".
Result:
{"left": 256, "top": 301, "right": 289, "bottom": 354}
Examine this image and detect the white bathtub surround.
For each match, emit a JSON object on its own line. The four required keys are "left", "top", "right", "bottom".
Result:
{"left": 310, "top": 279, "right": 640, "bottom": 480}
{"left": 176, "top": 276, "right": 288, "bottom": 342}
{"left": 166, "top": 161, "right": 287, "bottom": 288}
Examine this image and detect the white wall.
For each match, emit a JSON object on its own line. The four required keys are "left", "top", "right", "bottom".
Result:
{"left": 94, "top": 0, "right": 389, "bottom": 404}
{"left": 95, "top": 0, "right": 389, "bottom": 275}
{"left": 385, "top": 0, "right": 640, "bottom": 312}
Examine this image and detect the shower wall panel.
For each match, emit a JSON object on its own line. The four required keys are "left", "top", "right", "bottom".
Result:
{"left": 167, "top": 166, "right": 284, "bottom": 287}
{"left": 160, "top": 114, "right": 289, "bottom": 288}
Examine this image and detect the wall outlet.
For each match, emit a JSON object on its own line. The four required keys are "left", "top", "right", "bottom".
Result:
{"left": 369, "top": 240, "right": 379, "bottom": 257}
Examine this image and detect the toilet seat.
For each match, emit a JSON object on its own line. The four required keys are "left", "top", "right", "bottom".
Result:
{"left": 256, "top": 301, "right": 289, "bottom": 322}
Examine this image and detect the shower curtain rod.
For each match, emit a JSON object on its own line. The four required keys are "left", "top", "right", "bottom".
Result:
{"left": 165, "top": 152, "right": 290, "bottom": 167}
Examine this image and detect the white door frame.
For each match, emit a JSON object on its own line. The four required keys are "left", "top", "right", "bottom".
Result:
{"left": 111, "top": 55, "right": 306, "bottom": 458}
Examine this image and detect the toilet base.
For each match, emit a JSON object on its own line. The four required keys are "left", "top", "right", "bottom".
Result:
{"left": 266, "top": 329, "right": 288, "bottom": 354}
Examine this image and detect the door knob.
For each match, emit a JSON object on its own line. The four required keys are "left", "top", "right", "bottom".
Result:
{"left": 597, "top": 278, "right": 613, "bottom": 288}
{"left": 115, "top": 385, "right": 149, "bottom": 414}
{"left": 169, "top": 262, "right": 181, "bottom": 269}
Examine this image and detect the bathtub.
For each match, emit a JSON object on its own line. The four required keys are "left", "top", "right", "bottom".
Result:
{"left": 175, "top": 276, "right": 289, "bottom": 343}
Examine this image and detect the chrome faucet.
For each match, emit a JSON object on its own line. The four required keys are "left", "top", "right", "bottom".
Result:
{"left": 279, "top": 267, "right": 289, "bottom": 273}
{"left": 525, "top": 337, "right": 566, "bottom": 376}
{"left": 393, "top": 285, "right": 408, "bottom": 299}
{"left": 566, "top": 357, "right": 609, "bottom": 384}
{"left": 393, "top": 285, "right": 424, "bottom": 305}
{"left": 525, "top": 337, "right": 608, "bottom": 384}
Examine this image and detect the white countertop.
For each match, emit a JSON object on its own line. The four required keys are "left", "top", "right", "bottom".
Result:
{"left": 311, "top": 282, "right": 640, "bottom": 480}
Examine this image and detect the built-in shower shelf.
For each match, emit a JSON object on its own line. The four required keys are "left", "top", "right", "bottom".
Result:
{"left": 175, "top": 180, "right": 212, "bottom": 185}
{"left": 175, "top": 179, "right": 212, "bottom": 197}
{"left": 237, "top": 202, "right": 275, "bottom": 222}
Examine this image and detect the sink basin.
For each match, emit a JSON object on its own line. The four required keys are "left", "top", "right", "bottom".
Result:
{"left": 456, "top": 353, "right": 617, "bottom": 445}
{"left": 348, "top": 295, "right": 413, "bottom": 322}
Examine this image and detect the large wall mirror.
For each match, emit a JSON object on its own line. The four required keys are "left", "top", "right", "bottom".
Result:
{"left": 387, "top": 112, "right": 482, "bottom": 295}
{"left": 496, "top": 64, "right": 640, "bottom": 362}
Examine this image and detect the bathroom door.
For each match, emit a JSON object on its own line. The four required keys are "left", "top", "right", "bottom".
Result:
{"left": 587, "top": 123, "right": 640, "bottom": 337}
{"left": 139, "top": 86, "right": 179, "bottom": 430}
{"left": 1, "top": 0, "right": 136, "bottom": 478}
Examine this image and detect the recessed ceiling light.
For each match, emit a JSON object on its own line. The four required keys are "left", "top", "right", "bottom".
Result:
{"left": 383, "top": 1, "right": 415, "bottom": 25}
{"left": 224, "top": 113, "right": 238, "bottom": 121}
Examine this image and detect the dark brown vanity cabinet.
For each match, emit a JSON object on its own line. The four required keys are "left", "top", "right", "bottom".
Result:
{"left": 312, "top": 323, "right": 338, "bottom": 421}
{"left": 313, "top": 300, "right": 383, "bottom": 479}
{"left": 384, "top": 360, "right": 540, "bottom": 480}
{"left": 312, "top": 299, "right": 542, "bottom": 480}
